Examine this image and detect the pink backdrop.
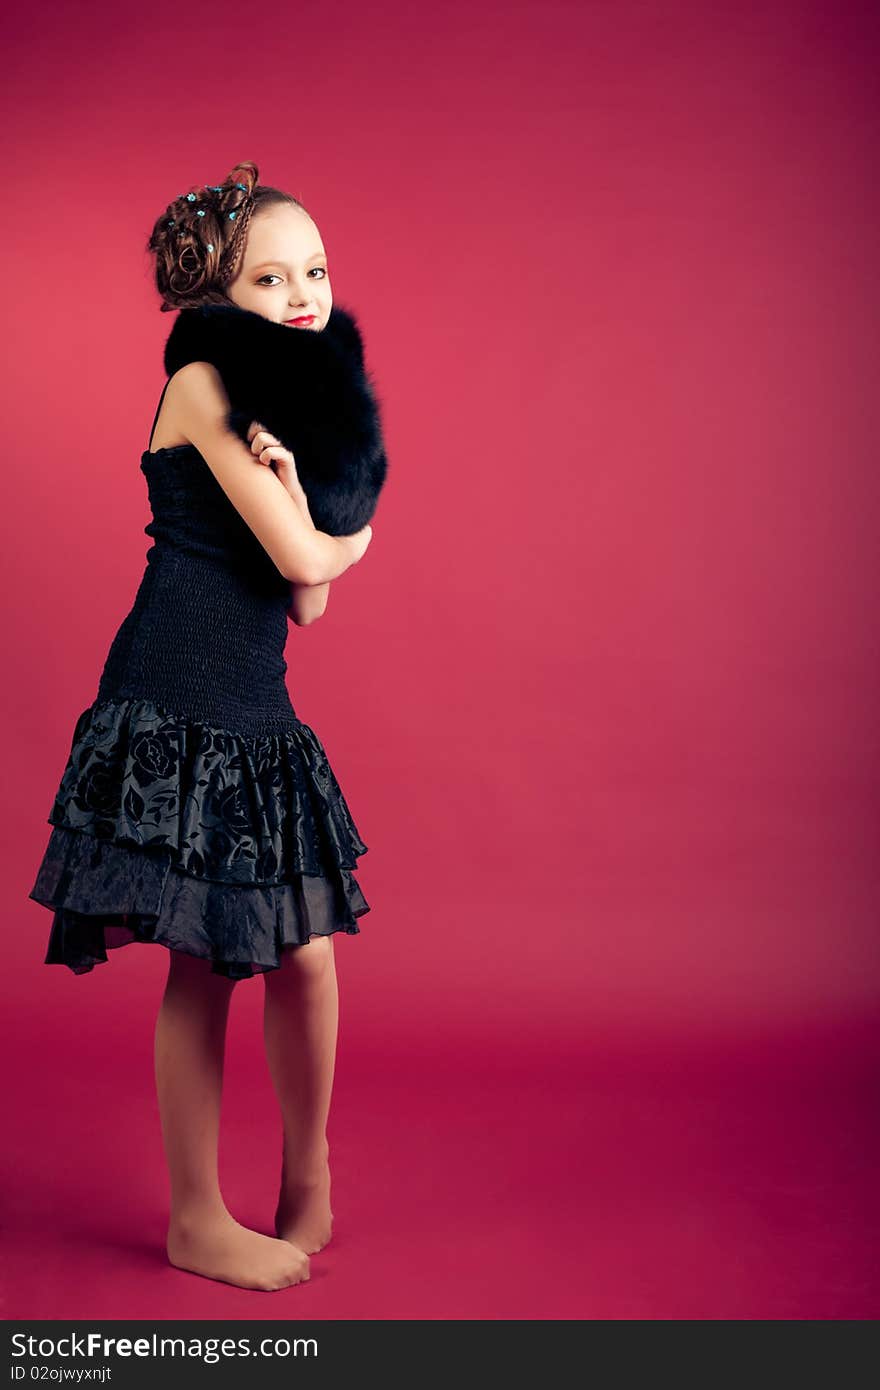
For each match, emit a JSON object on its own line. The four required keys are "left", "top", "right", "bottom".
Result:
{"left": 4, "top": 0, "right": 878, "bottom": 1320}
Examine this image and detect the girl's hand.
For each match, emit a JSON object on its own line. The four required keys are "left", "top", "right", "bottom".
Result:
{"left": 247, "top": 421, "right": 311, "bottom": 518}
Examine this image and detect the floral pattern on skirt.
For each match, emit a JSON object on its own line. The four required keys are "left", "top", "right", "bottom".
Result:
{"left": 44, "top": 695, "right": 369, "bottom": 883}
{"left": 28, "top": 694, "right": 371, "bottom": 979}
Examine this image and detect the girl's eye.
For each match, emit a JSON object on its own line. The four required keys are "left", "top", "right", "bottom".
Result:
{"left": 257, "top": 267, "right": 327, "bottom": 286}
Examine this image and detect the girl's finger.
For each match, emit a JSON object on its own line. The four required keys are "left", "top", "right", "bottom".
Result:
{"left": 258, "top": 445, "right": 294, "bottom": 466}
{"left": 250, "top": 426, "right": 282, "bottom": 453}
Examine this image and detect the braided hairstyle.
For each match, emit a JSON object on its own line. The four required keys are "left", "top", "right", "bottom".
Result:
{"left": 146, "top": 161, "right": 308, "bottom": 313}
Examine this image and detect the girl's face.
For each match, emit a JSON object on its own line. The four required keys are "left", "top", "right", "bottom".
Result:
{"left": 225, "top": 204, "right": 332, "bottom": 331}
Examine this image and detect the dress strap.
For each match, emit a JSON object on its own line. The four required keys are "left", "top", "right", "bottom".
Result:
{"left": 147, "top": 379, "right": 171, "bottom": 453}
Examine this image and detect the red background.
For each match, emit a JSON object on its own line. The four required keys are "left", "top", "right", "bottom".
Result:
{"left": 3, "top": 0, "right": 879, "bottom": 1319}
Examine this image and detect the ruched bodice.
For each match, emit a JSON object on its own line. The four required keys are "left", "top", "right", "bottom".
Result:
{"left": 139, "top": 443, "right": 287, "bottom": 583}
{"left": 95, "top": 444, "right": 297, "bottom": 735}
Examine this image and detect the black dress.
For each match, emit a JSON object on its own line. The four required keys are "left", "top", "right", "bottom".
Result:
{"left": 28, "top": 389, "right": 371, "bottom": 979}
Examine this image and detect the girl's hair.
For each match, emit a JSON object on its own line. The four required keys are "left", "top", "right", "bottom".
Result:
{"left": 146, "top": 160, "right": 309, "bottom": 313}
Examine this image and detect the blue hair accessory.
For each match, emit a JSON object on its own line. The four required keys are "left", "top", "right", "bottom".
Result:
{"left": 175, "top": 182, "right": 248, "bottom": 206}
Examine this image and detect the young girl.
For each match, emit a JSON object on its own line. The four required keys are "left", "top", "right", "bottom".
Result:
{"left": 28, "top": 161, "right": 378, "bottom": 1292}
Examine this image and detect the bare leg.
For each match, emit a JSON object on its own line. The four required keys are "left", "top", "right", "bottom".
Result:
{"left": 263, "top": 934, "right": 338, "bottom": 1253}
{"left": 156, "top": 948, "right": 310, "bottom": 1290}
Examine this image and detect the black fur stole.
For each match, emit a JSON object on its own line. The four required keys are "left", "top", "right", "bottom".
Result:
{"left": 162, "top": 300, "right": 387, "bottom": 536}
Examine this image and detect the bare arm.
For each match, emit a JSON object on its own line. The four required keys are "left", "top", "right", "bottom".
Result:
{"left": 171, "top": 362, "right": 370, "bottom": 585}
{"left": 243, "top": 420, "right": 355, "bottom": 627}
{"left": 288, "top": 577, "right": 331, "bottom": 626}
{"left": 281, "top": 489, "right": 331, "bottom": 626}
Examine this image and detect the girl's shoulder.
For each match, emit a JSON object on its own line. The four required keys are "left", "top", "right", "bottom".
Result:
{"left": 147, "top": 367, "right": 197, "bottom": 452}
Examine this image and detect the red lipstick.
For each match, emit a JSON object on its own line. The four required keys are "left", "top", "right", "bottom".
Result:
{"left": 285, "top": 315, "right": 316, "bottom": 326}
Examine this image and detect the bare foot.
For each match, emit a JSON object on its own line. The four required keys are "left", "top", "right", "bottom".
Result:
{"left": 167, "top": 1207, "right": 310, "bottom": 1291}
{"left": 275, "top": 1156, "right": 334, "bottom": 1254}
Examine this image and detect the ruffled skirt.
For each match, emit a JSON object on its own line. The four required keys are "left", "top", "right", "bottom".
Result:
{"left": 28, "top": 695, "right": 371, "bottom": 980}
